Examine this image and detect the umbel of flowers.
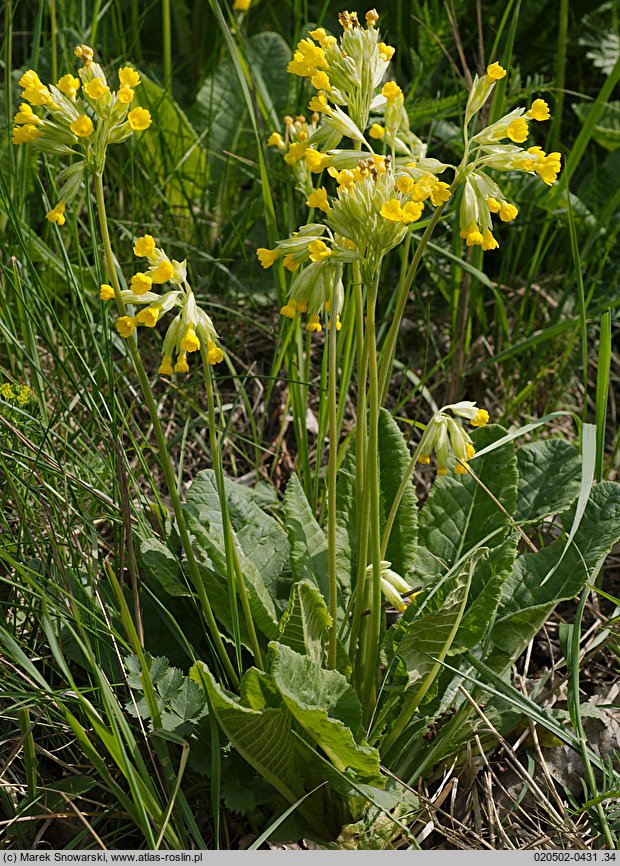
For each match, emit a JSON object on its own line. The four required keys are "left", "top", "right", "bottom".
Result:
{"left": 102, "top": 236, "right": 225, "bottom": 375}
{"left": 259, "top": 12, "right": 561, "bottom": 331}
{"left": 12, "top": 44, "right": 152, "bottom": 224}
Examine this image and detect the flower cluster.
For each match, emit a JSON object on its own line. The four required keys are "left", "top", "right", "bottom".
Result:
{"left": 417, "top": 402, "right": 489, "bottom": 477}
{"left": 0, "top": 382, "right": 32, "bottom": 406}
{"left": 12, "top": 45, "right": 152, "bottom": 224}
{"left": 267, "top": 114, "right": 324, "bottom": 197}
{"left": 103, "top": 237, "right": 224, "bottom": 375}
{"left": 456, "top": 62, "right": 560, "bottom": 249}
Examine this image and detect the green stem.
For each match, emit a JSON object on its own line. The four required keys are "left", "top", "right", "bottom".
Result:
{"left": 378, "top": 204, "right": 446, "bottom": 404}
{"left": 360, "top": 275, "right": 382, "bottom": 716}
{"left": 49, "top": 0, "right": 57, "bottom": 83}
{"left": 349, "top": 268, "right": 369, "bottom": 675}
{"left": 162, "top": 0, "right": 172, "bottom": 90}
{"left": 327, "top": 284, "right": 343, "bottom": 669}
{"left": 201, "top": 346, "right": 264, "bottom": 671}
{"left": 93, "top": 172, "right": 238, "bottom": 688}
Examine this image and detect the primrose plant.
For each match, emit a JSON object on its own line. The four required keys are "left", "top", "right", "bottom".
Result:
{"left": 14, "top": 12, "right": 620, "bottom": 845}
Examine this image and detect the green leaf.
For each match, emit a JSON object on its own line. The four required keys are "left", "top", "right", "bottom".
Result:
{"left": 394, "top": 548, "right": 483, "bottom": 689}
{"left": 268, "top": 643, "right": 383, "bottom": 785}
{"left": 277, "top": 580, "right": 332, "bottom": 664}
{"left": 335, "top": 447, "right": 357, "bottom": 585}
{"left": 378, "top": 409, "right": 418, "bottom": 580}
{"left": 135, "top": 75, "right": 209, "bottom": 210}
{"left": 415, "top": 425, "right": 518, "bottom": 585}
{"left": 515, "top": 439, "right": 582, "bottom": 524}
{"left": 187, "top": 469, "right": 290, "bottom": 612}
{"left": 283, "top": 474, "right": 330, "bottom": 602}
{"left": 490, "top": 481, "right": 620, "bottom": 666}
{"left": 573, "top": 101, "right": 620, "bottom": 152}
{"left": 125, "top": 654, "right": 208, "bottom": 736}
{"left": 190, "top": 662, "right": 311, "bottom": 817}
{"left": 140, "top": 538, "right": 191, "bottom": 597}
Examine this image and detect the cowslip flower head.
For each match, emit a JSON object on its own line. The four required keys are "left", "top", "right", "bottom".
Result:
{"left": 12, "top": 47, "right": 152, "bottom": 224}
{"left": 417, "top": 402, "right": 488, "bottom": 477}
{"left": 112, "top": 240, "right": 224, "bottom": 376}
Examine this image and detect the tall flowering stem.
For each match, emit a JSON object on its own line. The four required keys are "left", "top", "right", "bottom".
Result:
{"left": 93, "top": 173, "right": 239, "bottom": 688}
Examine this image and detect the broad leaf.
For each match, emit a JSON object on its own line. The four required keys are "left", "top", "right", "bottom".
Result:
{"left": 187, "top": 469, "right": 290, "bottom": 612}
{"left": 140, "top": 538, "right": 191, "bottom": 597}
{"left": 278, "top": 580, "right": 332, "bottom": 663}
{"left": 190, "top": 662, "right": 317, "bottom": 824}
{"left": 515, "top": 439, "right": 581, "bottom": 523}
{"left": 378, "top": 409, "right": 418, "bottom": 580}
{"left": 490, "top": 481, "right": 620, "bottom": 667}
{"left": 415, "top": 425, "right": 518, "bottom": 585}
{"left": 268, "top": 643, "right": 383, "bottom": 785}
{"left": 283, "top": 474, "right": 331, "bottom": 601}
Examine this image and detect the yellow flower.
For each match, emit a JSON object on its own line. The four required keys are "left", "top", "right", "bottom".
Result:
{"left": 305, "top": 148, "right": 331, "bottom": 172}
{"left": 84, "top": 78, "right": 110, "bottom": 100}
{"left": 70, "top": 115, "right": 94, "bottom": 137}
{"left": 471, "top": 408, "right": 489, "bottom": 427}
{"left": 306, "top": 315, "right": 322, "bottom": 333}
{"left": 309, "top": 92, "right": 331, "bottom": 114}
{"left": 430, "top": 181, "right": 451, "bottom": 207}
{"left": 131, "top": 272, "right": 153, "bottom": 294}
{"left": 307, "top": 239, "right": 331, "bottom": 261}
{"left": 133, "top": 235, "right": 157, "bottom": 257}
{"left": 395, "top": 175, "right": 414, "bottom": 195}
{"left": 486, "top": 61, "right": 506, "bottom": 81}
{"left": 401, "top": 201, "right": 423, "bottom": 223}
{"left": 206, "top": 341, "right": 224, "bottom": 364}
{"left": 506, "top": 117, "right": 529, "bottom": 143}
{"left": 487, "top": 196, "right": 501, "bottom": 213}
{"left": 309, "top": 28, "right": 336, "bottom": 48}
{"left": 366, "top": 9, "right": 379, "bottom": 26}
{"left": 119, "top": 66, "right": 141, "bottom": 88}
{"left": 56, "top": 74, "right": 80, "bottom": 98}
{"left": 158, "top": 355, "right": 174, "bottom": 375}
{"left": 283, "top": 254, "right": 300, "bottom": 272}
{"left": 116, "top": 316, "right": 136, "bottom": 338}
{"left": 117, "top": 86, "right": 134, "bottom": 104}
{"left": 464, "top": 221, "right": 483, "bottom": 246}
{"left": 527, "top": 98, "right": 550, "bottom": 121}
{"left": 99, "top": 283, "right": 115, "bottom": 300}
{"left": 535, "top": 151, "right": 561, "bottom": 185}
{"left": 311, "top": 71, "right": 331, "bottom": 91}
{"left": 19, "top": 70, "right": 43, "bottom": 90}
{"left": 377, "top": 42, "right": 395, "bottom": 62}
{"left": 13, "top": 103, "right": 41, "bottom": 125}
{"left": 127, "top": 107, "right": 152, "bottom": 131}
{"left": 382, "top": 81, "right": 402, "bottom": 102}
{"left": 137, "top": 307, "right": 160, "bottom": 327}
{"left": 180, "top": 327, "right": 201, "bottom": 353}
{"left": 466, "top": 443, "right": 476, "bottom": 460}
{"left": 284, "top": 141, "right": 307, "bottom": 164}
{"left": 417, "top": 453, "right": 431, "bottom": 465}
{"left": 280, "top": 303, "right": 297, "bottom": 318}
{"left": 481, "top": 229, "right": 499, "bottom": 251}
{"left": 306, "top": 187, "right": 331, "bottom": 213}
{"left": 233, "top": 0, "right": 251, "bottom": 9}
{"left": 267, "top": 131, "right": 283, "bottom": 147}
{"left": 369, "top": 123, "right": 385, "bottom": 140}
{"left": 149, "top": 261, "right": 174, "bottom": 284}
{"left": 46, "top": 202, "right": 66, "bottom": 225}
{"left": 74, "top": 44, "right": 94, "bottom": 65}
{"left": 380, "top": 199, "right": 404, "bottom": 222}
{"left": 174, "top": 352, "right": 190, "bottom": 373}
{"left": 499, "top": 202, "right": 518, "bottom": 222}
{"left": 257, "top": 247, "right": 279, "bottom": 268}
{"left": 22, "top": 87, "right": 55, "bottom": 107}
{"left": 12, "top": 124, "right": 42, "bottom": 144}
